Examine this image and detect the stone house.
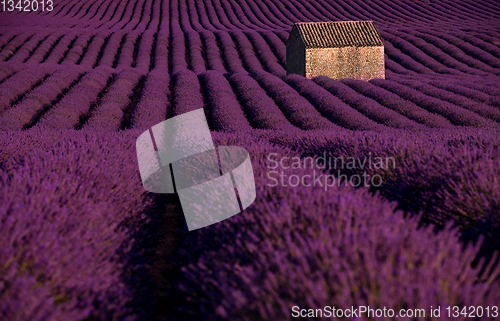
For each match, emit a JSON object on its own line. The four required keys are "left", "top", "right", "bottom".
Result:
{"left": 286, "top": 21, "right": 385, "bottom": 81}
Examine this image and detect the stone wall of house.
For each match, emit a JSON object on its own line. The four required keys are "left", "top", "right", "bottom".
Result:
{"left": 304, "top": 46, "right": 384, "bottom": 80}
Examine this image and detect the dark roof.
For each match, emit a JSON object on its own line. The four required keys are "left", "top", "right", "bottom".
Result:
{"left": 292, "top": 21, "right": 384, "bottom": 48}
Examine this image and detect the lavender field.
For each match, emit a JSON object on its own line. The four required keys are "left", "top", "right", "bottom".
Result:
{"left": 1, "top": 0, "right": 500, "bottom": 320}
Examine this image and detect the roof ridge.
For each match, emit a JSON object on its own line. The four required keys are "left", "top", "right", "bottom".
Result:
{"left": 292, "top": 20, "right": 383, "bottom": 48}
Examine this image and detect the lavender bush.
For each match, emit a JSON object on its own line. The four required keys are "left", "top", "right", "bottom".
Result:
{"left": 0, "top": 65, "right": 55, "bottom": 113}
{"left": 198, "top": 70, "right": 253, "bottom": 132}
{"left": 129, "top": 67, "right": 170, "bottom": 130}
{"left": 0, "top": 130, "right": 152, "bottom": 321}
{"left": 34, "top": 66, "right": 113, "bottom": 130}
{"left": 83, "top": 68, "right": 144, "bottom": 131}
{"left": 285, "top": 74, "right": 384, "bottom": 130}
{"left": 314, "top": 75, "right": 422, "bottom": 129}
{"left": 0, "top": 66, "right": 87, "bottom": 130}
{"left": 253, "top": 72, "right": 341, "bottom": 130}
{"left": 371, "top": 78, "right": 497, "bottom": 127}
{"left": 228, "top": 72, "right": 299, "bottom": 131}
{"left": 200, "top": 31, "right": 227, "bottom": 73}
{"left": 162, "top": 131, "right": 500, "bottom": 321}
{"left": 391, "top": 76, "right": 500, "bottom": 122}
{"left": 170, "top": 69, "right": 205, "bottom": 116}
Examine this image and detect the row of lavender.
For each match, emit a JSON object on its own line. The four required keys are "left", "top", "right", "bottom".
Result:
{"left": 0, "top": 29, "right": 160, "bottom": 72}
{"left": 1, "top": 0, "right": 498, "bottom": 31}
{"left": 0, "top": 130, "right": 152, "bottom": 320}
{"left": 1, "top": 27, "right": 500, "bottom": 79}
{"left": 382, "top": 28, "right": 500, "bottom": 76}
{"left": 1, "top": 62, "right": 499, "bottom": 131}
{"left": 164, "top": 128, "right": 500, "bottom": 320}
{"left": 3, "top": 128, "right": 499, "bottom": 320}
{"left": 1, "top": 0, "right": 500, "bottom": 77}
